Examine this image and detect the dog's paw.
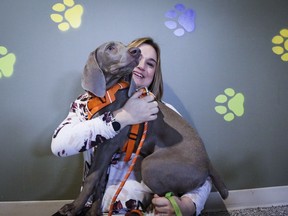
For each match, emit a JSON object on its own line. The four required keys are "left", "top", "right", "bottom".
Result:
{"left": 214, "top": 88, "right": 245, "bottom": 122}
{"left": 58, "top": 203, "right": 77, "bottom": 216}
{"left": 50, "top": 0, "right": 83, "bottom": 31}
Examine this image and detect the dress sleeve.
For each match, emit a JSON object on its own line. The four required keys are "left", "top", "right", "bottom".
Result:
{"left": 162, "top": 101, "right": 182, "bottom": 116}
{"left": 181, "top": 178, "right": 212, "bottom": 216}
{"left": 51, "top": 93, "right": 118, "bottom": 157}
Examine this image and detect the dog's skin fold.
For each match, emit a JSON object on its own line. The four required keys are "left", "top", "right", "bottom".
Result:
{"left": 55, "top": 41, "right": 228, "bottom": 216}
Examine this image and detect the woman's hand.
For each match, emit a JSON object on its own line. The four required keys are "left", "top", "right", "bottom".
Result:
{"left": 113, "top": 90, "right": 159, "bottom": 129}
{"left": 152, "top": 194, "right": 196, "bottom": 216}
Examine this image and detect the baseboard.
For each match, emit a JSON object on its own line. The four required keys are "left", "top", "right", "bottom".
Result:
{"left": 204, "top": 185, "right": 288, "bottom": 212}
{"left": 0, "top": 200, "right": 71, "bottom": 216}
{"left": 0, "top": 186, "right": 287, "bottom": 215}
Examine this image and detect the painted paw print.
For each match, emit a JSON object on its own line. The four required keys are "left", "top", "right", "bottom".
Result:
{"left": 272, "top": 28, "right": 288, "bottom": 61}
{"left": 215, "top": 88, "right": 245, "bottom": 122}
{"left": 50, "top": 0, "right": 84, "bottom": 31}
{"left": 164, "top": 4, "right": 195, "bottom": 37}
{"left": 0, "top": 46, "right": 16, "bottom": 78}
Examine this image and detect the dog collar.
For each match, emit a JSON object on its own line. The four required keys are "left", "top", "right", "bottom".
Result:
{"left": 87, "top": 80, "right": 129, "bottom": 120}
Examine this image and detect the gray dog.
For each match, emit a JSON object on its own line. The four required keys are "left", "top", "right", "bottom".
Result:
{"left": 55, "top": 41, "right": 228, "bottom": 216}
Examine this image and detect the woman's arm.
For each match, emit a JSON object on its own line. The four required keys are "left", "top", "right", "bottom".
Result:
{"left": 181, "top": 178, "right": 212, "bottom": 215}
{"left": 51, "top": 91, "right": 159, "bottom": 157}
{"left": 152, "top": 178, "right": 212, "bottom": 216}
{"left": 51, "top": 93, "right": 118, "bottom": 157}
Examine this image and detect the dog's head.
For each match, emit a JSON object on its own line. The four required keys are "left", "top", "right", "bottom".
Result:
{"left": 81, "top": 41, "right": 141, "bottom": 97}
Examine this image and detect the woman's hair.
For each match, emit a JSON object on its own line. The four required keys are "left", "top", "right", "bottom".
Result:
{"left": 128, "top": 37, "right": 163, "bottom": 100}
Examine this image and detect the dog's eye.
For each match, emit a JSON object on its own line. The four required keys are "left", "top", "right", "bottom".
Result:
{"left": 107, "top": 45, "right": 114, "bottom": 51}
{"left": 107, "top": 44, "right": 116, "bottom": 51}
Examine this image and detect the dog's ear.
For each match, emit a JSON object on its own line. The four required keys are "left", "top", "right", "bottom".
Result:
{"left": 81, "top": 51, "right": 106, "bottom": 97}
{"left": 128, "top": 78, "right": 137, "bottom": 97}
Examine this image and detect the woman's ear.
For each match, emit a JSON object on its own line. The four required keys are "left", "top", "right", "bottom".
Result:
{"left": 81, "top": 50, "right": 106, "bottom": 97}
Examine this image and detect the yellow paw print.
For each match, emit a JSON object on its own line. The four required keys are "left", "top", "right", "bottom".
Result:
{"left": 50, "top": 0, "right": 84, "bottom": 31}
{"left": 0, "top": 46, "right": 16, "bottom": 78}
{"left": 215, "top": 88, "right": 245, "bottom": 122}
{"left": 272, "top": 28, "right": 288, "bottom": 61}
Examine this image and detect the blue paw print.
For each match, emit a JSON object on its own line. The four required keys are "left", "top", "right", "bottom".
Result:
{"left": 164, "top": 4, "right": 195, "bottom": 37}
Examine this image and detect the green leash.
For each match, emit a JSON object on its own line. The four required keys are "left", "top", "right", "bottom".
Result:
{"left": 165, "top": 192, "right": 183, "bottom": 216}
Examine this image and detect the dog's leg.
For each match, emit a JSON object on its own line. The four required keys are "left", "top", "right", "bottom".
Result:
{"left": 57, "top": 125, "right": 130, "bottom": 215}
{"left": 56, "top": 150, "right": 115, "bottom": 215}
{"left": 85, "top": 197, "right": 102, "bottom": 216}
{"left": 57, "top": 170, "right": 103, "bottom": 216}
{"left": 85, "top": 166, "right": 109, "bottom": 216}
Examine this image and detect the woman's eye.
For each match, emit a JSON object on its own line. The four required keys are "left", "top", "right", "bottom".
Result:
{"left": 147, "top": 62, "right": 155, "bottom": 67}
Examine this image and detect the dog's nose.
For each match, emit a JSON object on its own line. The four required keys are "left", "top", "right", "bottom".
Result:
{"left": 129, "top": 47, "right": 141, "bottom": 57}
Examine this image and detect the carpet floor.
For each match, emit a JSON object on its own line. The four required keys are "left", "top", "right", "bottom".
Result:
{"left": 201, "top": 205, "right": 288, "bottom": 216}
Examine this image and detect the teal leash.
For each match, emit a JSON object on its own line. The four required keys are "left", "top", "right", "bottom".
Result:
{"left": 165, "top": 192, "right": 183, "bottom": 216}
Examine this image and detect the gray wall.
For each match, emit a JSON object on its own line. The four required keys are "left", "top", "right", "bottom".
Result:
{"left": 0, "top": 0, "right": 287, "bottom": 201}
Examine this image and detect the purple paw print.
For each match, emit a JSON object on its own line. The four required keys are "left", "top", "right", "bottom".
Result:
{"left": 164, "top": 4, "right": 195, "bottom": 37}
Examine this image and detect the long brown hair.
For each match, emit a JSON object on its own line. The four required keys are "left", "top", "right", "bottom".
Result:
{"left": 128, "top": 37, "right": 163, "bottom": 100}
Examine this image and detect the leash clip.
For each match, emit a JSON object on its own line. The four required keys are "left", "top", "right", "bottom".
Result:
{"left": 136, "top": 86, "right": 150, "bottom": 97}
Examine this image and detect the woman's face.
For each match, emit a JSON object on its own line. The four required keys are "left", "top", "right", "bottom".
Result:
{"left": 132, "top": 44, "right": 157, "bottom": 88}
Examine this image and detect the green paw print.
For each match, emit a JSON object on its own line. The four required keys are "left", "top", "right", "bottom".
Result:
{"left": 50, "top": 0, "right": 84, "bottom": 31}
{"left": 0, "top": 46, "right": 16, "bottom": 78}
{"left": 272, "top": 28, "right": 288, "bottom": 62}
{"left": 215, "top": 88, "right": 245, "bottom": 122}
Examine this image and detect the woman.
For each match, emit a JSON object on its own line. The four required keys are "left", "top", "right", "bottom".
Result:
{"left": 51, "top": 37, "right": 211, "bottom": 216}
